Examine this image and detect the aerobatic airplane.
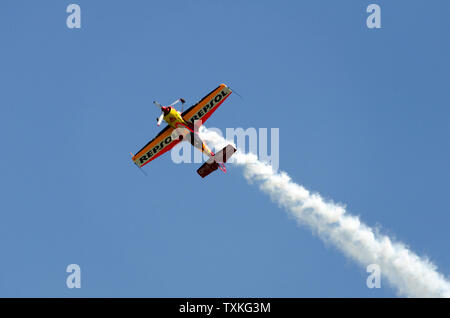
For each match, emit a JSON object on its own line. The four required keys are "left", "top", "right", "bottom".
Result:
{"left": 131, "top": 84, "right": 236, "bottom": 178}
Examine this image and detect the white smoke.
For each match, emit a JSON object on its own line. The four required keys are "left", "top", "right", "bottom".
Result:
{"left": 200, "top": 127, "right": 450, "bottom": 298}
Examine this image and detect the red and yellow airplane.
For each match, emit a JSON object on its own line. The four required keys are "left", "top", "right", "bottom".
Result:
{"left": 131, "top": 84, "right": 236, "bottom": 178}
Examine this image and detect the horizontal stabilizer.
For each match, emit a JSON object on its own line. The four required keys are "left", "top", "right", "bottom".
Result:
{"left": 197, "top": 145, "right": 236, "bottom": 178}
{"left": 213, "top": 144, "right": 236, "bottom": 164}
{"left": 197, "top": 161, "right": 219, "bottom": 178}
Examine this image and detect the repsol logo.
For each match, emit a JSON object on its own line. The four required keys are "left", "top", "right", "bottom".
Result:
{"left": 139, "top": 136, "right": 172, "bottom": 164}
{"left": 189, "top": 88, "right": 230, "bottom": 124}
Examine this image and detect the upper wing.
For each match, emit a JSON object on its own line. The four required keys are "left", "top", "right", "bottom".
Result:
{"left": 182, "top": 84, "right": 232, "bottom": 125}
{"left": 132, "top": 125, "right": 180, "bottom": 168}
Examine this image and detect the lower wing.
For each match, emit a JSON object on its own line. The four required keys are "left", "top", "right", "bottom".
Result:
{"left": 132, "top": 126, "right": 180, "bottom": 168}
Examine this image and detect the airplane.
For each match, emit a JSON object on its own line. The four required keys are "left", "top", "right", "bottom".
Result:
{"left": 131, "top": 83, "right": 237, "bottom": 178}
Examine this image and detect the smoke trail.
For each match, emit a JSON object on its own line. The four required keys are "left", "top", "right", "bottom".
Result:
{"left": 200, "top": 127, "right": 450, "bottom": 298}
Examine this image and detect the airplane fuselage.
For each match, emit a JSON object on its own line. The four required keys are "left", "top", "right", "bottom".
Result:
{"left": 163, "top": 107, "right": 187, "bottom": 129}
{"left": 162, "top": 107, "right": 214, "bottom": 158}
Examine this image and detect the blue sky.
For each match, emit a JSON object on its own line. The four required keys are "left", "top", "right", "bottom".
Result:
{"left": 0, "top": 0, "right": 449, "bottom": 297}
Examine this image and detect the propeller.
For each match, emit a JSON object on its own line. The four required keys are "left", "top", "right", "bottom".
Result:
{"left": 153, "top": 98, "right": 186, "bottom": 126}
{"left": 154, "top": 101, "right": 165, "bottom": 126}
{"left": 156, "top": 112, "right": 164, "bottom": 126}
{"left": 168, "top": 98, "right": 186, "bottom": 107}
